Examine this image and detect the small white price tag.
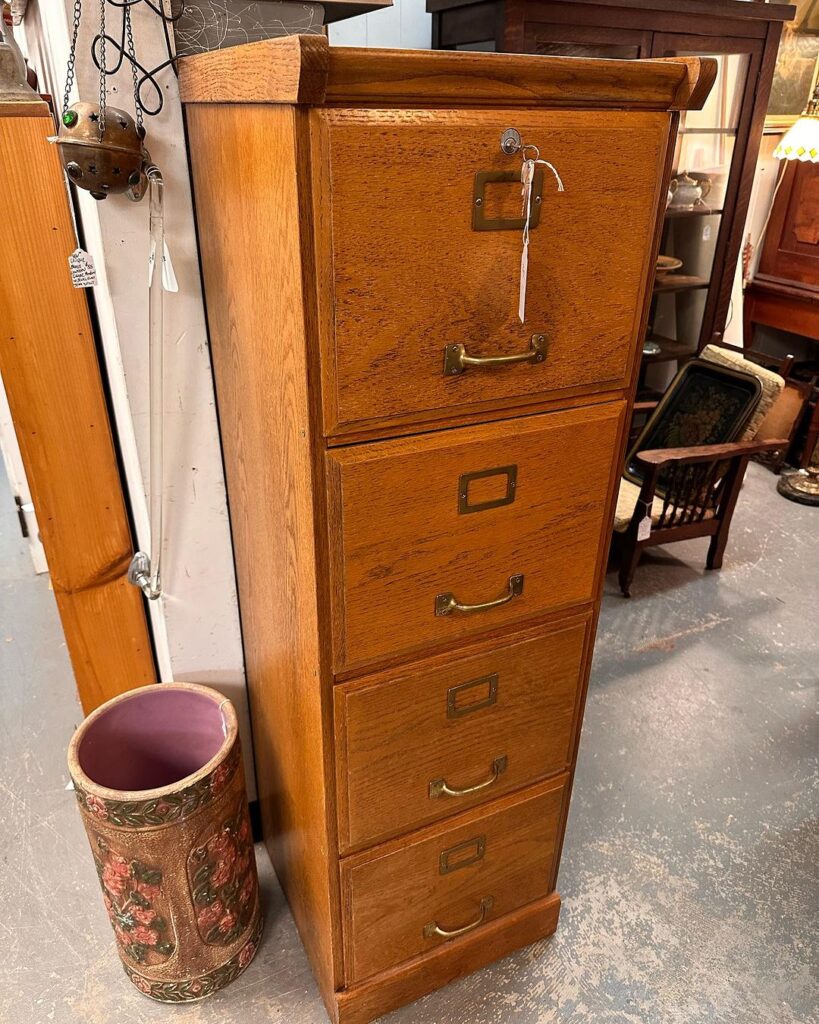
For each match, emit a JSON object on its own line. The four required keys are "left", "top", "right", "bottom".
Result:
{"left": 518, "top": 158, "right": 535, "bottom": 323}
{"left": 161, "top": 240, "right": 179, "bottom": 293}
{"left": 148, "top": 239, "right": 179, "bottom": 293}
{"left": 68, "top": 247, "right": 97, "bottom": 289}
{"left": 518, "top": 244, "right": 529, "bottom": 324}
{"left": 637, "top": 515, "right": 652, "bottom": 542}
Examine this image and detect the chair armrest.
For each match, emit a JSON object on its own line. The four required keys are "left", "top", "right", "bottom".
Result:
{"left": 635, "top": 438, "right": 789, "bottom": 468}
{"left": 632, "top": 401, "right": 659, "bottom": 414}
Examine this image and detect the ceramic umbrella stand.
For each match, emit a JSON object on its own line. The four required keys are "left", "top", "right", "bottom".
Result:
{"left": 67, "top": 683, "right": 262, "bottom": 1002}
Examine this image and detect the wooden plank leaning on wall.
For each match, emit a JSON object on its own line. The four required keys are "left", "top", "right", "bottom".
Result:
{"left": 0, "top": 96, "right": 156, "bottom": 712}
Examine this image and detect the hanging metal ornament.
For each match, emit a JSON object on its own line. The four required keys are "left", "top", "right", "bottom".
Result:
{"left": 53, "top": 0, "right": 178, "bottom": 599}
{"left": 57, "top": 99, "right": 149, "bottom": 200}
{"left": 51, "top": 0, "right": 177, "bottom": 200}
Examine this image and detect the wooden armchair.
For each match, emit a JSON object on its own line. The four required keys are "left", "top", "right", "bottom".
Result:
{"left": 614, "top": 437, "right": 787, "bottom": 597}
{"left": 614, "top": 347, "right": 790, "bottom": 597}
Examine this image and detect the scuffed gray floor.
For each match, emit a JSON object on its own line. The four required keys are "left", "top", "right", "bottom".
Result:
{"left": 1, "top": 463, "right": 816, "bottom": 1024}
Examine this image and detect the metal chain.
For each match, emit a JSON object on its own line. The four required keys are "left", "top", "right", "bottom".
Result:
{"left": 62, "top": 0, "right": 82, "bottom": 120}
{"left": 124, "top": 2, "right": 143, "bottom": 131}
{"left": 97, "top": 0, "right": 106, "bottom": 137}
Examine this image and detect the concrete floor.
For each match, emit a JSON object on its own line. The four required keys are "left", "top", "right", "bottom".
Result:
{"left": 1, "top": 462, "right": 816, "bottom": 1024}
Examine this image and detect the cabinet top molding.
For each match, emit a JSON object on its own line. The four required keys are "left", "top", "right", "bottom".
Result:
{"left": 178, "top": 35, "right": 717, "bottom": 110}
{"left": 425, "top": 0, "right": 795, "bottom": 21}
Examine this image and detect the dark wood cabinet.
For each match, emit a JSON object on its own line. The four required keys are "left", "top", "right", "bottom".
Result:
{"left": 428, "top": 0, "right": 794, "bottom": 375}
{"left": 744, "top": 160, "right": 819, "bottom": 466}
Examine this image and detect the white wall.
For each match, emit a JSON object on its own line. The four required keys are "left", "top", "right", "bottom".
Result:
{"left": 0, "top": 373, "right": 48, "bottom": 574}
{"left": 329, "top": 0, "right": 429, "bottom": 48}
{"left": 723, "top": 133, "right": 781, "bottom": 347}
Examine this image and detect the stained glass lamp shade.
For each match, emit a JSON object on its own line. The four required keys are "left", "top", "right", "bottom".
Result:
{"left": 773, "top": 83, "right": 819, "bottom": 162}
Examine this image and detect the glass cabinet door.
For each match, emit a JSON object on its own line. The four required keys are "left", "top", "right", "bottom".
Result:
{"left": 644, "top": 34, "right": 762, "bottom": 379}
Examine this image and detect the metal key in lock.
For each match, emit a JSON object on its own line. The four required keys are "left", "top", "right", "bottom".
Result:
{"left": 501, "top": 129, "right": 565, "bottom": 323}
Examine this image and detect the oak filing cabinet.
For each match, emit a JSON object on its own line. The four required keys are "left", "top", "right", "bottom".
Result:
{"left": 179, "top": 37, "right": 715, "bottom": 1023}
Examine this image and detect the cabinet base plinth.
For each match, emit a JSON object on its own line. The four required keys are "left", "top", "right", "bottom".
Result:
{"left": 332, "top": 891, "right": 562, "bottom": 1024}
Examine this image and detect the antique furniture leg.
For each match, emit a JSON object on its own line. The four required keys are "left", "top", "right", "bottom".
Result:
{"left": 618, "top": 534, "right": 643, "bottom": 598}
{"left": 616, "top": 440, "right": 786, "bottom": 597}
{"left": 706, "top": 457, "right": 747, "bottom": 571}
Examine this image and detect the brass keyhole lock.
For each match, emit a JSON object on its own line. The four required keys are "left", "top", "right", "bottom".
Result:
{"left": 500, "top": 127, "right": 522, "bottom": 155}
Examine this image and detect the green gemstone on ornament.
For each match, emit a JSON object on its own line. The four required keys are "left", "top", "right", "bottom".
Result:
{"left": 62, "top": 110, "right": 79, "bottom": 128}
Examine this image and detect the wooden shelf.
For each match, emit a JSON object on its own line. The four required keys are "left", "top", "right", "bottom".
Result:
{"left": 642, "top": 334, "right": 697, "bottom": 364}
{"left": 636, "top": 387, "right": 664, "bottom": 403}
{"left": 665, "top": 206, "right": 723, "bottom": 219}
{"left": 679, "top": 127, "right": 737, "bottom": 136}
{"left": 653, "top": 273, "right": 709, "bottom": 294}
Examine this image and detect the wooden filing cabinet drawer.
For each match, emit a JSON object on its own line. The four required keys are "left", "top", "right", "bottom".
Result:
{"left": 340, "top": 776, "right": 567, "bottom": 983}
{"left": 313, "top": 108, "right": 667, "bottom": 436}
{"left": 326, "top": 400, "right": 624, "bottom": 673}
{"left": 335, "top": 618, "right": 588, "bottom": 851}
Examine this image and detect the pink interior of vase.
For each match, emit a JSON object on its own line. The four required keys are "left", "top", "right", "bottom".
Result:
{"left": 77, "top": 688, "right": 227, "bottom": 792}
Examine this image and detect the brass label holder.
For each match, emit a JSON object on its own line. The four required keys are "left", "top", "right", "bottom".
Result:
{"left": 439, "top": 835, "right": 487, "bottom": 875}
{"left": 458, "top": 465, "right": 517, "bottom": 515}
{"left": 472, "top": 168, "right": 544, "bottom": 231}
{"left": 447, "top": 673, "right": 499, "bottom": 718}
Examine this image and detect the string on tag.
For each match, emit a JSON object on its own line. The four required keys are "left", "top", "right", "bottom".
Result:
{"left": 518, "top": 144, "right": 564, "bottom": 324}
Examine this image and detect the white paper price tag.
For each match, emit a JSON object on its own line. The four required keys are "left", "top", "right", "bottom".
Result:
{"left": 637, "top": 515, "right": 652, "bottom": 542}
{"left": 148, "top": 239, "right": 179, "bottom": 293}
{"left": 518, "top": 244, "right": 529, "bottom": 324}
{"left": 518, "top": 158, "right": 535, "bottom": 323}
{"left": 68, "top": 248, "right": 97, "bottom": 289}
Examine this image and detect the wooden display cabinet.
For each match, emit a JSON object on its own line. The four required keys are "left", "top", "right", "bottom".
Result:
{"left": 428, "top": 0, "right": 794, "bottom": 379}
{"left": 745, "top": 160, "right": 819, "bottom": 348}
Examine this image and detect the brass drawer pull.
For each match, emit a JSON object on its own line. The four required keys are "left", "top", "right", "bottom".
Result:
{"left": 429, "top": 755, "right": 507, "bottom": 799}
{"left": 423, "top": 896, "right": 494, "bottom": 939}
{"left": 435, "top": 575, "right": 523, "bottom": 617}
{"left": 443, "top": 334, "right": 547, "bottom": 377}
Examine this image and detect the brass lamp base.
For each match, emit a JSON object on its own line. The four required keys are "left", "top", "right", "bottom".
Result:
{"left": 777, "top": 468, "right": 819, "bottom": 507}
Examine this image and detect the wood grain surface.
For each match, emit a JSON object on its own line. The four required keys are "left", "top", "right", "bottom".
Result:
{"left": 335, "top": 891, "right": 561, "bottom": 1024}
{"left": 185, "top": 102, "right": 342, "bottom": 1006}
{"left": 326, "top": 401, "right": 624, "bottom": 672}
{"left": 181, "top": 36, "right": 703, "bottom": 1022}
{"left": 179, "top": 34, "right": 716, "bottom": 112}
{"left": 340, "top": 775, "right": 567, "bottom": 983}
{"left": 314, "top": 108, "right": 667, "bottom": 437}
{"left": 335, "top": 616, "right": 589, "bottom": 851}
{"left": 0, "top": 113, "right": 155, "bottom": 712}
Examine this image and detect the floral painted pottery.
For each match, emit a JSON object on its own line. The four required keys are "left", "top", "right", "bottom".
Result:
{"left": 67, "top": 682, "right": 262, "bottom": 1002}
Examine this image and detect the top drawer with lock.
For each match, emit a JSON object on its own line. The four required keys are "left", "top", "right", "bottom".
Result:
{"left": 311, "top": 108, "right": 669, "bottom": 438}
